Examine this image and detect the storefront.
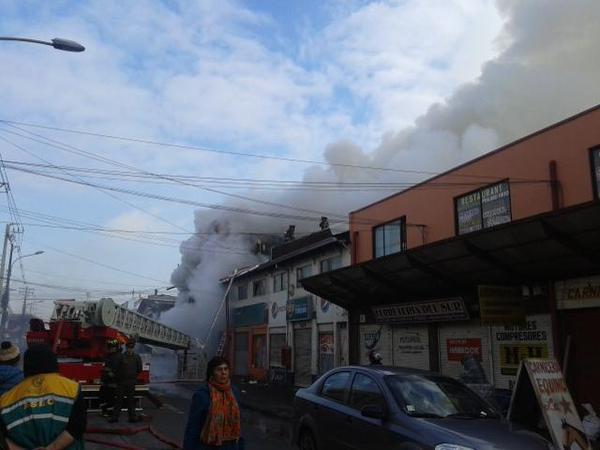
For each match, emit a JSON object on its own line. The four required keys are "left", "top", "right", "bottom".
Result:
{"left": 231, "top": 302, "right": 268, "bottom": 381}
{"left": 288, "top": 296, "right": 314, "bottom": 386}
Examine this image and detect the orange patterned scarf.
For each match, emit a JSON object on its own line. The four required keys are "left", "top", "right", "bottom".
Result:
{"left": 200, "top": 380, "right": 241, "bottom": 446}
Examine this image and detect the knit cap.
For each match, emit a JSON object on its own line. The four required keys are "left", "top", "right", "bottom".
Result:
{"left": 0, "top": 341, "right": 20, "bottom": 363}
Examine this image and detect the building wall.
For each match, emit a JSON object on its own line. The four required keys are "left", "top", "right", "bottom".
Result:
{"left": 351, "top": 107, "right": 600, "bottom": 263}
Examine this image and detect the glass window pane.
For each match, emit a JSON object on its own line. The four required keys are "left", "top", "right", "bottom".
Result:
{"left": 384, "top": 222, "right": 402, "bottom": 255}
{"left": 350, "top": 373, "right": 385, "bottom": 411}
{"left": 375, "top": 226, "right": 385, "bottom": 258}
{"left": 321, "top": 371, "right": 351, "bottom": 402}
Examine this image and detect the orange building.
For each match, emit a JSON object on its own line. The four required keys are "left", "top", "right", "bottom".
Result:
{"left": 302, "top": 104, "right": 600, "bottom": 410}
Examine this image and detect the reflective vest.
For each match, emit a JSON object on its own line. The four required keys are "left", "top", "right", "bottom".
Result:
{"left": 0, "top": 373, "right": 84, "bottom": 450}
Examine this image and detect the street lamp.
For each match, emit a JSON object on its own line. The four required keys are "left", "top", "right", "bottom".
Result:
{"left": 0, "top": 36, "right": 85, "bottom": 52}
{"left": 0, "top": 250, "right": 44, "bottom": 336}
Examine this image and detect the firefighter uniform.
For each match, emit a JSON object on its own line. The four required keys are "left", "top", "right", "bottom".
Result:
{"left": 99, "top": 341, "right": 121, "bottom": 416}
{"left": 110, "top": 341, "right": 142, "bottom": 423}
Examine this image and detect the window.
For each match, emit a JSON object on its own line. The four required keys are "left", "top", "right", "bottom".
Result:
{"left": 296, "top": 264, "right": 313, "bottom": 281}
{"left": 591, "top": 147, "right": 600, "bottom": 199}
{"left": 237, "top": 284, "right": 248, "bottom": 300}
{"left": 252, "top": 279, "right": 266, "bottom": 297}
{"left": 273, "top": 272, "right": 288, "bottom": 292}
{"left": 374, "top": 219, "right": 405, "bottom": 258}
{"left": 350, "top": 373, "right": 385, "bottom": 410}
{"left": 455, "top": 181, "right": 511, "bottom": 235}
{"left": 320, "top": 256, "right": 342, "bottom": 273}
{"left": 321, "top": 371, "right": 351, "bottom": 403}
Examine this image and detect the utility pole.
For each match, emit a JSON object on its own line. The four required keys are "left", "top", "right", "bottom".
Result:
{"left": 0, "top": 225, "right": 13, "bottom": 336}
{"left": 20, "top": 287, "right": 34, "bottom": 315}
{"left": 0, "top": 240, "right": 15, "bottom": 336}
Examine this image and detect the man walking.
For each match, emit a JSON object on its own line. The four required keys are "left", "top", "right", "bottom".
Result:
{"left": 110, "top": 338, "right": 142, "bottom": 423}
{"left": 0, "top": 344, "right": 86, "bottom": 449}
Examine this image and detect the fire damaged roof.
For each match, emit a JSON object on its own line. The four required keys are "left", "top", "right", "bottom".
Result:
{"left": 300, "top": 201, "right": 600, "bottom": 310}
{"left": 221, "top": 230, "right": 350, "bottom": 282}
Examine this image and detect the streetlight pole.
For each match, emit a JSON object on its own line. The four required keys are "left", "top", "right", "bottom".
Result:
{"left": 0, "top": 36, "right": 85, "bottom": 52}
{"left": 0, "top": 250, "right": 44, "bottom": 336}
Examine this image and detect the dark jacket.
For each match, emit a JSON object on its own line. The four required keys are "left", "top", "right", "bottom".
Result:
{"left": 183, "top": 384, "right": 244, "bottom": 450}
{"left": 115, "top": 351, "right": 142, "bottom": 382}
{"left": 102, "top": 351, "right": 121, "bottom": 386}
{"left": 0, "top": 366, "right": 23, "bottom": 396}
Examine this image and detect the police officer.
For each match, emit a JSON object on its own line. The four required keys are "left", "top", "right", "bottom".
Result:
{"left": 109, "top": 338, "right": 142, "bottom": 423}
{"left": 99, "top": 339, "right": 121, "bottom": 417}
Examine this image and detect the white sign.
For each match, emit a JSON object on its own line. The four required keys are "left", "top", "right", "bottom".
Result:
{"left": 556, "top": 275, "right": 600, "bottom": 310}
{"left": 509, "top": 359, "right": 590, "bottom": 450}
{"left": 372, "top": 298, "right": 469, "bottom": 324}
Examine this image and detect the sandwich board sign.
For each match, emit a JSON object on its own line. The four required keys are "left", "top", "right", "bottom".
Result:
{"left": 508, "top": 358, "right": 590, "bottom": 450}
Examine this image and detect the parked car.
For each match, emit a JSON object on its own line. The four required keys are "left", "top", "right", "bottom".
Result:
{"left": 293, "top": 365, "right": 551, "bottom": 450}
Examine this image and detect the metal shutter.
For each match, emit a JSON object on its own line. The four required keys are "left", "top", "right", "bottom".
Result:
{"left": 439, "top": 321, "right": 492, "bottom": 382}
{"left": 294, "top": 328, "right": 312, "bottom": 386}
{"left": 269, "top": 333, "right": 286, "bottom": 367}
{"left": 491, "top": 313, "right": 554, "bottom": 389}
{"left": 392, "top": 326, "right": 430, "bottom": 370}
{"left": 234, "top": 332, "right": 249, "bottom": 376}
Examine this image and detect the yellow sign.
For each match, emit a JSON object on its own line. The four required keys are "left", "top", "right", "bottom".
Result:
{"left": 499, "top": 344, "right": 548, "bottom": 376}
{"left": 478, "top": 285, "right": 525, "bottom": 325}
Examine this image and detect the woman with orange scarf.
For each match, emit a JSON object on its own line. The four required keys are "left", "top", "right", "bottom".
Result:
{"left": 183, "top": 356, "right": 244, "bottom": 450}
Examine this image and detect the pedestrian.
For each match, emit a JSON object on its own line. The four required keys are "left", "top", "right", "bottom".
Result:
{"left": 0, "top": 343, "right": 86, "bottom": 449}
{"left": 0, "top": 341, "right": 23, "bottom": 396}
{"left": 183, "top": 356, "right": 244, "bottom": 450}
{"left": 99, "top": 339, "right": 121, "bottom": 417}
{"left": 109, "top": 338, "right": 142, "bottom": 423}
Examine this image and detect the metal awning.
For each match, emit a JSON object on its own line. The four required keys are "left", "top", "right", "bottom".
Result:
{"left": 300, "top": 201, "right": 600, "bottom": 310}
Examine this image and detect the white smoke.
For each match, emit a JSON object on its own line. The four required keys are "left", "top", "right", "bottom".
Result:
{"left": 164, "top": 0, "right": 600, "bottom": 350}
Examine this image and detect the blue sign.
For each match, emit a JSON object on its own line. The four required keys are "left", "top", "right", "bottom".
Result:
{"left": 233, "top": 303, "right": 267, "bottom": 327}
{"left": 287, "top": 296, "right": 313, "bottom": 321}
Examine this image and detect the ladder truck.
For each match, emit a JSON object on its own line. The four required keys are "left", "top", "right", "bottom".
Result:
{"left": 26, "top": 298, "right": 196, "bottom": 409}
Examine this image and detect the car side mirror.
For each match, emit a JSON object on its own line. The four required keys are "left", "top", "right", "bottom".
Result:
{"left": 361, "top": 404, "right": 387, "bottom": 420}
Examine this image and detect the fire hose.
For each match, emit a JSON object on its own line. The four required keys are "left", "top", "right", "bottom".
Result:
{"left": 85, "top": 425, "right": 182, "bottom": 449}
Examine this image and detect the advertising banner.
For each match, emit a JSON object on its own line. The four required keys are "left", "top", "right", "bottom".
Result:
{"left": 479, "top": 285, "right": 525, "bottom": 325}
{"left": 286, "top": 296, "right": 313, "bottom": 322}
{"left": 456, "top": 191, "right": 482, "bottom": 234}
{"left": 447, "top": 338, "right": 482, "bottom": 361}
{"left": 509, "top": 359, "right": 591, "bottom": 450}
{"left": 372, "top": 298, "right": 469, "bottom": 324}
{"left": 481, "top": 181, "right": 511, "bottom": 228}
{"left": 555, "top": 275, "right": 600, "bottom": 310}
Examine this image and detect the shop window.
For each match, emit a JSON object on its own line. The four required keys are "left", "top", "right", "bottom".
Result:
{"left": 237, "top": 284, "right": 248, "bottom": 301}
{"left": 269, "top": 334, "right": 286, "bottom": 366}
{"left": 320, "top": 371, "right": 351, "bottom": 403}
{"left": 320, "top": 256, "right": 342, "bottom": 273}
{"left": 319, "top": 333, "right": 334, "bottom": 375}
{"left": 253, "top": 334, "right": 267, "bottom": 369}
{"left": 455, "top": 181, "right": 511, "bottom": 235}
{"left": 373, "top": 218, "right": 406, "bottom": 258}
{"left": 296, "top": 264, "right": 313, "bottom": 281}
{"left": 252, "top": 279, "right": 266, "bottom": 297}
{"left": 591, "top": 147, "right": 600, "bottom": 199}
{"left": 273, "top": 272, "right": 288, "bottom": 293}
{"left": 349, "top": 373, "right": 385, "bottom": 411}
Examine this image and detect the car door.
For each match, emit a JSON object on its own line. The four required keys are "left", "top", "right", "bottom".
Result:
{"left": 344, "top": 372, "right": 398, "bottom": 450}
{"left": 313, "top": 370, "right": 354, "bottom": 450}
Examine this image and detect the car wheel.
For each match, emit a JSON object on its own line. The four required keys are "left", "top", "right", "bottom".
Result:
{"left": 299, "top": 429, "right": 317, "bottom": 450}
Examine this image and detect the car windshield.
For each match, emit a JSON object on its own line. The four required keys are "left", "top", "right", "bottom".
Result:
{"left": 384, "top": 374, "right": 499, "bottom": 419}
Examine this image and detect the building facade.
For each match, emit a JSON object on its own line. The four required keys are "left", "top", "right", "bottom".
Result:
{"left": 225, "top": 229, "right": 350, "bottom": 386}
{"left": 301, "top": 105, "right": 600, "bottom": 408}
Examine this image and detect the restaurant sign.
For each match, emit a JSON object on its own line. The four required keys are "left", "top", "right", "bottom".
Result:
{"left": 372, "top": 298, "right": 469, "bottom": 325}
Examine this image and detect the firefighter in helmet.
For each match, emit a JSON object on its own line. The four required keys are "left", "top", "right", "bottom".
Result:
{"left": 109, "top": 337, "right": 142, "bottom": 423}
{"left": 99, "top": 339, "right": 121, "bottom": 417}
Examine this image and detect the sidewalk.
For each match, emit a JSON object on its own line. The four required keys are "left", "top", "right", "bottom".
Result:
{"left": 235, "top": 379, "right": 297, "bottom": 420}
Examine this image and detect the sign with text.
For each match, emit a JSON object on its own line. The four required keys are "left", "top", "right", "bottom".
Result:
{"left": 481, "top": 182, "right": 511, "bottom": 228}
{"left": 447, "top": 338, "right": 482, "bottom": 361}
{"left": 372, "top": 298, "right": 469, "bottom": 325}
{"left": 286, "top": 296, "right": 313, "bottom": 322}
{"left": 456, "top": 191, "right": 482, "bottom": 234}
{"left": 479, "top": 285, "right": 525, "bottom": 325}
{"left": 509, "top": 359, "right": 590, "bottom": 450}
{"left": 555, "top": 275, "right": 600, "bottom": 310}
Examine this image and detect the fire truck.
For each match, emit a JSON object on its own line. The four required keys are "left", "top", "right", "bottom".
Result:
{"left": 26, "top": 298, "right": 195, "bottom": 408}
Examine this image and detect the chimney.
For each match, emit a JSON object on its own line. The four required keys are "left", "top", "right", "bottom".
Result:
{"left": 284, "top": 225, "right": 296, "bottom": 241}
{"left": 319, "top": 216, "right": 329, "bottom": 230}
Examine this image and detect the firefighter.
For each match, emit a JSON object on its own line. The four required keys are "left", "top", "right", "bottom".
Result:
{"left": 99, "top": 339, "right": 121, "bottom": 417}
{"left": 109, "top": 338, "right": 142, "bottom": 423}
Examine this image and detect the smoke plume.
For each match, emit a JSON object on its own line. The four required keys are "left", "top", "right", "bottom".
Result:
{"left": 164, "top": 0, "right": 600, "bottom": 350}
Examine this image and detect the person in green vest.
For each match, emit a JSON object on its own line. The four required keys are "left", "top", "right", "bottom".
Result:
{"left": 0, "top": 344, "right": 86, "bottom": 450}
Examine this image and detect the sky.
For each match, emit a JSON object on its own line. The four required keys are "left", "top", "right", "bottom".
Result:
{"left": 0, "top": 0, "right": 598, "bottom": 327}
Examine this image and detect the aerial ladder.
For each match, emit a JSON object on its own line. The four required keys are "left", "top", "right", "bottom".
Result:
{"left": 27, "top": 298, "right": 198, "bottom": 409}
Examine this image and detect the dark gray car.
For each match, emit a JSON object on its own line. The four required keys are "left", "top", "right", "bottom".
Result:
{"left": 293, "top": 366, "right": 551, "bottom": 450}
